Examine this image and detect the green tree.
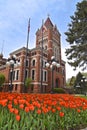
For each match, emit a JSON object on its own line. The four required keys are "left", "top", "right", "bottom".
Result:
{"left": 69, "top": 76, "right": 76, "bottom": 87}
{"left": 74, "top": 72, "right": 83, "bottom": 87}
{"left": 66, "top": 78, "right": 71, "bottom": 88}
{"left": 25, "top": 77, "right": 32, "bottom": 92}
{"left": 74, "top": 72, "right": 83, "bottom": 93}
{"left": 82, "top": 72, "right": 87, "bottom": 77}
{"left": 66, "top": 77, "right": 76, "bottom": 88}
{"left": 65, "top": 0, "right": 87, "bottom": 70}
{"left": 0, "top": 73, "right": 5, "bottom": 91}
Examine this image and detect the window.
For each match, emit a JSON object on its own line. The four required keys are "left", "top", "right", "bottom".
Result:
{"left": 31, "top": 59, "right": 36, "bottom": 66}
{"left": 31, "top": 69, "right": 35, "bottom": 80}
{"left": 44, "top": 71, "right": 47, "bottom": 82}
{"left": 26, "top": 60, "right": 29, "bottom": 67}
{"left": 43, "top": 70, "right": 47, "bottom": 82}
{"left": 16, "top": 70, "right": 19, "bottom": 80}
{"left": 25, "top": 70, "right": 28, "bottom": 78}
{"left": 26, "top": 59, "right": 29, "bottom": 67}
{"left": 32, "top": 59, "right": 35, "bottom": 66}
{"left": 13, "top": 71, "right": 15, "bottom": 80}
{"left": 42, "top": 60, "right": 47, "bottom": 68}
{"left": 9, "top": 71, "right": 15, "bottom": 80}
{"left": 15, "top": 84, "right": 17, "bottom": 91}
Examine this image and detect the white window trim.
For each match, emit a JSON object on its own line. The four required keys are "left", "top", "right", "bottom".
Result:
{"left": 31, "top": 58, "right": 37, "bottom": 66}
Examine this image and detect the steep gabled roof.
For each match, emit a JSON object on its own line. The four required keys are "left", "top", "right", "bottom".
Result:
{"left": 36, "top": 17, "right": 55, "bottom": 35}
{"left": 44, "top": 17, "right": 53, "bottom": 28}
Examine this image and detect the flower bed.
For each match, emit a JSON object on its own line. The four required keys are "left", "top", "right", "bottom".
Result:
{"left": 0, "top": 92, "right": 87, "bottom": 130}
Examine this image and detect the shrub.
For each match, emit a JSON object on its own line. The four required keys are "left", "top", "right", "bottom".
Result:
{"left": 0, "top": 73, "right": 5, "bottom": 87}
{"left": 53, "top": 87, "right": 66, "bottom": 93}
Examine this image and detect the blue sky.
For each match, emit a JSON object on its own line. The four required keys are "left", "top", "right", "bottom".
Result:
{"left": 0, "top": 0, "right": 83, "bottom": 80}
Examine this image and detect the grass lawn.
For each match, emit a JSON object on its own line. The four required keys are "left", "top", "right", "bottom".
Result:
{"left": 75, "top": 94, "right": 87, "bottom": 99}
{"left": 80, "top": 95, "right": 87, "bottom": 99}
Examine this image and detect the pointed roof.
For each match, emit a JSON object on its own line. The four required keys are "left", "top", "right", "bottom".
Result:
{"left": 44, "top": 17, "right": 53, "bottom": 28}
{"left": 36, "top": 16, "right": 54, "bottom": 35}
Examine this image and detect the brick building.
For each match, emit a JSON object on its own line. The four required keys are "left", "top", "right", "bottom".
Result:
{"left": 0, "top": 17, "right": 66, "bottom": 93}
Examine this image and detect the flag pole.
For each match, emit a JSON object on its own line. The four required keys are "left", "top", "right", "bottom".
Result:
{"left": 40, "top": 19, "right": 44, "bottom": 93}
{"left": 23, "top": 18, "right": 30, "bottom": 93}
{"left": 27, "top": 18, "right": 30, "bottom": 49}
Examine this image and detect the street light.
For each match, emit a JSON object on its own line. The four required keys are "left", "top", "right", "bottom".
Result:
{"left": 46, "top": 56, "right": 60, "bottom": 93}
{"left": 81, "top": 76, "right": 87, "bottom": 84}
{"left": 81, "top": 76, "right": 87, "bottom": 94}
{"left": 6, "top": 55, "right": 20, "bottom": 92}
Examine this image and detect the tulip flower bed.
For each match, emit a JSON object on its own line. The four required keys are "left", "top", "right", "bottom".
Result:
{"left": 0, "top": 93, "right": 87, "bottom": 130}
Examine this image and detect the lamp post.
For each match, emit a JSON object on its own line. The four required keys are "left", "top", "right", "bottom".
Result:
{"left": 6, "top": 55, "right": 20, "bottom": 92}
{"left": 81, "top": 76, "right": 87, "bottom": 94}
{"left": 46, "top": 56, "right": 60, "bottom": 93}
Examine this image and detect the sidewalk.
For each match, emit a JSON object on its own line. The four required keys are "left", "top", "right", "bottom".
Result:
{"left": 81, "top": 127, "right": 87, "bottom": 130}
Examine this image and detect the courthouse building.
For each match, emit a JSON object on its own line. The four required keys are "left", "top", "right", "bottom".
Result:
{"left": 0, "top": 17, "right": 66, "bottom": 93}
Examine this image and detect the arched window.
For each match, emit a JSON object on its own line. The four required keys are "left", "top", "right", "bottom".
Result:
{"left": 25, "top": 59, "right": 29, "bottom": 67}
{"left": 32, "top": 59, "right": 36, "bottom": 66}
{"left": 31, "top": 58, "right": 36, "bottom": 67}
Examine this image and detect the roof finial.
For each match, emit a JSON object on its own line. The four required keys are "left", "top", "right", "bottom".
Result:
{"left": 47, "top": 14, "right": 50, "bottom": 18}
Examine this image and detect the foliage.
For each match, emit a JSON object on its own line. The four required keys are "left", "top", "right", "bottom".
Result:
{"left": 53, "top": 88, "right": 66, "bottom": 93}
{"left": 82, "top": 72, "right": 87, "bottom": 77}
{"left": 25, "top": 77, "right": 32, "bottom": 88}
{"left": 66, "top": 78, "right": 71, "bottom": 87}
{"left": 74, "top": 72, "right": 83, "bottom": 87}
{"left": 66, "top": 77, "right": 76, "bottom": 88}
{"left": 69, "top": 76, "right": 76, "bottom": 87}
{"left": 0, "top": 93, "right": 87, "bottom": 130}
{"left": 74, "top": 72, "right": 87, "bottom": 94}
{"left": 24, "top": 77, "right": 32, "bottom": 93}
{"left": 0, "top": 73, "right": 5, "bottom": 87}
{"left": 65, "top": 0, "right": 87, "bottom": 70}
